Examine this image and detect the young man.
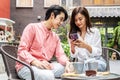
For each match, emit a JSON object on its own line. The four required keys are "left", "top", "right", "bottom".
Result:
{"left": 16, "top": 5, "right": 69, "bottom": 80}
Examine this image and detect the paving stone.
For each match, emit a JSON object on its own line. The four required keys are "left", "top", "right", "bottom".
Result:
{"left": 0, "top": 72, "right": 8, "bottom": 80}
{"left": 0, "top": 55, "right": 5, "bottom": 73}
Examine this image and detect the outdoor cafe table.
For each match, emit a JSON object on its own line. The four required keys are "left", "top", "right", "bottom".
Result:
{"left": 61, "top": 72, "right": 120, "bottom": 80}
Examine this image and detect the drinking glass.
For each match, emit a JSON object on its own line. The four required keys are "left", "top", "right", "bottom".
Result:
{"left": 72, "top": 62, "right": 84, "bottom": 74}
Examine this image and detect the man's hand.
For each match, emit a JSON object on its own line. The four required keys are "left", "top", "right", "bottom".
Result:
{"left": 31, "top": 60, "right": 52, "bottom": 70}
{"left": 65, "top": 62, "right": 75, "bottom": 73}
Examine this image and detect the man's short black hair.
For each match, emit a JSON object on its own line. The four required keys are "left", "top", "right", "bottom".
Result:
{"left": 45, "top": 5, "right": 68, "bottom": 21}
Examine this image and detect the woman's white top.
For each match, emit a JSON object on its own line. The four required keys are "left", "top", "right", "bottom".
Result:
{"left": 70, "top": 27, "right": 102, "bottom": 62}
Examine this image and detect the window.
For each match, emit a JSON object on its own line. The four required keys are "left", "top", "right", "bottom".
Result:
{"left": 44, "top": 0, "right": 81, "bottom": 8}
{"left": 16, "top": 0, "right": 33, "bottom": 8}
{"left": 44, "top": 0, "right": 60, "bottom": 7}
{"left": 73, "top": 0, "right": 81, "bottom": 6}
{"left": 60, "top": 0, "right": 81, "bottom": 8}
{"left": 61, "top": 0, "right": 66, "bottom": 7}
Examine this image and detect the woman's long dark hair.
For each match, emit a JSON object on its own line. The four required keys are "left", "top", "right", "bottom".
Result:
{"left": 69, "top": 7, "right": 92, "bottom": 39}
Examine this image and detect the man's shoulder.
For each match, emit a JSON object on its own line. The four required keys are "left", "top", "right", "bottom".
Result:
{"left": 26, "top": 22, "right": 42, "bottom": 29}
{"left": 27, "top": 22, "right": 41, "bottom": 26}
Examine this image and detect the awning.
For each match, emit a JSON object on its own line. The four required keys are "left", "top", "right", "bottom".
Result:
{"left": 86, "top": 6, "right": 120, "bottom": 17}
{"left": 68, "top": 6, "right": 120, "bottom": 17}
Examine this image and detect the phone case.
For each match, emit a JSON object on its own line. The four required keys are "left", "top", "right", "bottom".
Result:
{"left": 70, "top": 33, "right": 78, "bottom": 40}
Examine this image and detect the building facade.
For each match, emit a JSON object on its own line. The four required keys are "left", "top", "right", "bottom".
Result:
{"left": 10, "top": 0, "right": 120, "bottom": 47}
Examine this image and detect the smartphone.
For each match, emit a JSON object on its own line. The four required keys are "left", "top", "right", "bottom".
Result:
{"left": 70, "top": 33, "right": 78, "bottom": 40}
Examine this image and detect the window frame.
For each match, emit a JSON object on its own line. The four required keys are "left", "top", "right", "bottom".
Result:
{"left": 44, "top": 0, "right": 60, "bottom": 8}
{"left": 16, "top": 0, "right": 34, "bottom": 8}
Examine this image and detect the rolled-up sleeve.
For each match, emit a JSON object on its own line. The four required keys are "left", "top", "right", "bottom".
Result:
{"left": 55, "top": 39, "right": 69, "bottom": 66}
{"left": 17, "top": 23, "right": 36, "bottom": 64}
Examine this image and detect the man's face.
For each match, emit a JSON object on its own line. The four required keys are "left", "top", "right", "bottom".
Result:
{"left": 52, "top": 12, "right": 65, "bottom": 29}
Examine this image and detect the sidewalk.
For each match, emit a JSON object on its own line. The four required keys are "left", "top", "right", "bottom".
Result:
{"left": 0, "top": 55, "right": 5, "bottom": 73}
{"left": 0, "top": 72, "right": 8, "bottom": 80}
{"left": 0, "top": 54, "right": 7, "bottom": 80}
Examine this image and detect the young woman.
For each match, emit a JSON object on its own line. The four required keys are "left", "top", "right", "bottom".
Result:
{"left": 68, "top": 7, "right": 106, "bottom": 72}
{"left": 16, "top": 5, "right": 70, "bottom": 80}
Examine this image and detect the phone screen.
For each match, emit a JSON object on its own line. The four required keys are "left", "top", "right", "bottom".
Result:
{"left": 70, "top": 33, "right": 78, "bottom": 40}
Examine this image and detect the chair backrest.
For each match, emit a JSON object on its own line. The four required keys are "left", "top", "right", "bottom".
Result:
{"left": 0, "top": 45, "right": 20, "bottom": 79}
{"left": 102, "top": 47, "right": 120, "bottom": 72}
{"left": 102, "top": 47, "right": 110, "bottom": 72}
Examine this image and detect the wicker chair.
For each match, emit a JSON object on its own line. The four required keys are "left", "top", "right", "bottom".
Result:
{"left": 0, "top": 45, "right": 35, "bottom": 80}
{"left": 102, "top": 47, "right": 120, "bottom": 71}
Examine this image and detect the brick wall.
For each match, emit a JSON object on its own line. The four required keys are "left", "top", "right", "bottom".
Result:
{"left": 10, "top": 0, "right": 47, "bottom": 37}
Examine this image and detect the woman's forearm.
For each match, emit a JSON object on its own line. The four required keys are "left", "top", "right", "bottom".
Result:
{"left": 85, "top": 44, "right": 92, "bottom": 53}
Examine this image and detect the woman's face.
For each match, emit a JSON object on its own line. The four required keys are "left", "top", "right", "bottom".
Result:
{"left": 52, "top": 12, "right": 65, "bottom": 29}
{"left": 75, "top": 13, "right": 86, "bottom": 29}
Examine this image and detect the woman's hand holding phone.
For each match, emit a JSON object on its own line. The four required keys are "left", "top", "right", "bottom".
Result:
{"left": 70, "top": 33, "right": 92, "bottom": 53}
{"left": 70, "top": 33, "right": 78, "bottom": 53}
{"left": 74, "top": 39, "right": 88, "bottom": 48}
{"left": 74, "top": 39, "right": 92, "bottom": 53}
{"left": 70, "top": 33, "right": 78, "bottom": 41}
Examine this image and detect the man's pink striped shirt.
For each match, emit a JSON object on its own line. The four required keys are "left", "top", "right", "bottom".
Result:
{"left": 15, "top": 22, "right": 68, "bottom": 71}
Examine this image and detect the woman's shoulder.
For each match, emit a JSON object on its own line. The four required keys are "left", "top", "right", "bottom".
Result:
{"left": 90, "top": 27, "right": 100, "bottom": 33}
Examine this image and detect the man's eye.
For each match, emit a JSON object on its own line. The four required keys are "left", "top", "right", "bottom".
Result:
{"left": 60, "top": 18, "right": 64, "bottom": 21}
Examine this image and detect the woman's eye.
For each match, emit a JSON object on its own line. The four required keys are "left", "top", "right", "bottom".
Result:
{"left": 79, "top": 18, "right": 82, "bottom": 21}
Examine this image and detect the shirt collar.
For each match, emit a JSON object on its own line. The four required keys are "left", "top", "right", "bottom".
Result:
{"left": 41, "top": 21, "right": 52, "bottom": 33}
